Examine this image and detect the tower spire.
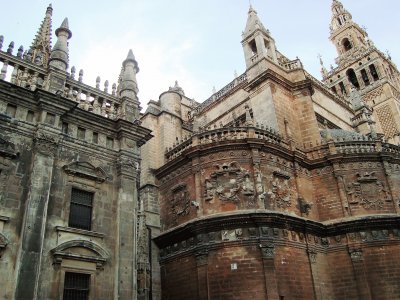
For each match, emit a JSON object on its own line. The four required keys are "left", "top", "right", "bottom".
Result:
{"left": 119, "top": 49, "right": 140, "bottom": 120}
{"left": 30, "top": 4, "right": 53, "bottom": 66}
{"left": 49, "top": 17, "right": 72, "bottom": 71}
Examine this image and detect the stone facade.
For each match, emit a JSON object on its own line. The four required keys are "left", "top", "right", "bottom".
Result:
{"left": 0, "top": 5, "right": 152, "bottom": 300}
{"left": 140, "top": 2, "right": 400, "bottom": 300}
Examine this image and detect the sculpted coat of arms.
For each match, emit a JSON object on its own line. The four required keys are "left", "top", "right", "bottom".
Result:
{"left": 171, "top": 184, "right": 191, "bottom": 217}
{"left": 346, "top": 172, "right": 391, "bottom": 209}
{"left": 204, "top": 162, "right": 254, "bottom": 203}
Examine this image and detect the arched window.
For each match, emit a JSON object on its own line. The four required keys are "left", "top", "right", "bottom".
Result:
{"left": 369, "top": 64, "right": 379, "bottom": 81}
{"left": 346, "top": 69, "right": 360, "bottom": 89}
{"left": 342, "top": 38, "right": 352, "bottom": 51}
{"left": 249, "top": 40, "right": 257, "bottom": 56}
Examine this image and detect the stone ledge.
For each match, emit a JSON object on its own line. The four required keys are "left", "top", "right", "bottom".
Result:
{"left": 0, "top": 215, "right": 10, "bottom": 222}
{"left": 55, "top": 226, "right": 105, "bottom": 238}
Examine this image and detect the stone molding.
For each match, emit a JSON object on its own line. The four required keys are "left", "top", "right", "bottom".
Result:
{"left": 51, "top": 239, "right": 109, "bottom": 269}
{"left": 63, "top": 161, "right": 108, "bottom": 183}
{"left": 0, "top": 136, "right": 18, "bottom": 158}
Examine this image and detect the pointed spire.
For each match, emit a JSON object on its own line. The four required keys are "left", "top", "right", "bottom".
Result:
{"left": 119, "top": 49, "right": 139, "bottom": 99}
{"left": 30, "top": 4, "right": 53, "bottom": 66}
{"left": 242, "top": 5, "right": 269, "bottom": 40}
{"left": 49, "top": 17, "right": 72, "bottom": 71}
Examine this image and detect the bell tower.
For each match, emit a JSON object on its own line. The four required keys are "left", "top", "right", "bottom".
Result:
{"left": 241, "top": 5, "right": 278, "bottom": 69}
{"left": 323, "top": 0, "right": 400, "bottom": 143}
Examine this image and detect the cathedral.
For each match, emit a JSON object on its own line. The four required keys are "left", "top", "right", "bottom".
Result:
{"left": 1, "top": 1, "right": 400, "bottom": 299}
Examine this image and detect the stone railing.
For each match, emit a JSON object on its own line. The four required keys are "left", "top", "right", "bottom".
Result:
{"left": 0, "top": 35, "right": 122, "bottom": 120}
{"left": 193, "top": 72, "right": 247, "bottom": 114}
{"left": 279, "top": 58, "right": 302, "bottom": 71}
{"left": 165, "top": 125, "right": 285, "bottom": 161}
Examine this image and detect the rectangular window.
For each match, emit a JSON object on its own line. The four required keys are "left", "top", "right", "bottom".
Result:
{"left": 77, "top": 127, "right": 86, "bottom": 140}
{"left": 106, "top": 137, "right": 114, "bottom": 148}
{"left": 26, "top": 110, "right": 34, "bottom": 122}
{"left": 62, "top": 122, "right": 69, "bottom": 135}
{"left": 6, "top": 103, "right": 17, "bottom": 118}
{"left": 369, "top": 64, "right": 379, "bottom": 81}
{"left": 69, "top": 188, "right": 93, "bottom": 231}
{"left": 92, "top": 132, "right": 98, "bottom": 144}
{"left": 45, "top": 112, "right": 55, "bottom": 125}
{"left": 63, "top": 272, "right": 90, "bottom": 300}
{"left": 361, "top": 69, "right": 370, "bottom": 86}
{"left": 339, "top": 82, "right": 347, "bottom": 96}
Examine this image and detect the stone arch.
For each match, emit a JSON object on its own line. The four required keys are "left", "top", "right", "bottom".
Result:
{"left": 342, "top": 37, "right": 352, "bottom": 51}
{"left": 51, "top": 240, "right": 109, "bottom": 269}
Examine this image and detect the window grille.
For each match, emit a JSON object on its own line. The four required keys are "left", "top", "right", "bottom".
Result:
{"left": 63, "top": 272, "right": 90, "bottom": 300}
{"left": 69, "top": 188, "right": 93, "bottom": 231}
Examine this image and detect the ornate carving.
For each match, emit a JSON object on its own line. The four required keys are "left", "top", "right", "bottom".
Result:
{"left": 308, "top": 250, "right": 317, "bottom": 264}
{"left": 267, "top": 171, "right": 293, "bottom": 209}
{"left": 349, "top": 249, "right": 363, "bottom": 262}
{"left": 346, "top": 172, "right": 391, "bottom": 209}
{"left": 260, "top": 244, "right": 275, "bottom": 259}
{"left": 171, "top": 184, "right": 191, "bottom": 217}
{"left": 204, "top": 162, "right": 254, "bottom": 203}
{"left": 63, "top": 161, "right": 108, "bottom": 183}
{"left": 33, "top": 131, "right": 59, "bottom": 156}
{"left": 298, "top": 196, "right": 312, "bottom": 215}
{"left": 0, "top": 136, "right": 18, "bottom": 158}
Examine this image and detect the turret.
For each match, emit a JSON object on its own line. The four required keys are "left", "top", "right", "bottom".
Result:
{"left": 119, "top": 49, "right": 140, "bottom": 120}
{"left": 241, "top": 5, "right": 278, "bottom": 69}
{"left": 49, "top": 18, "right": 72, "bottom": 71}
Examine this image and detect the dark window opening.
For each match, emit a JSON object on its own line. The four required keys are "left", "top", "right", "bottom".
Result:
{"left": 249, "top": 40, "right": 257, "bottom": 55}
{"left": 361, "top": 69, "right": 370, "bottom": 86}
{"left": 337, "top": 17, "right": 342, "bottom": 26}
{"left": 342, "top": 38, "right": 352, "bottom": 51}
{"left": 6, "top": 103, "right": 17, "bottom": 118}
{"left": 45, "top": 113, "right": 55, "bottom": 125}
{"left": 26, "top": 110, "right": 34, "bottom": 122}
{"left": 77, "top": 127, "right": 86, "bottom": 140}
{"left": 63, "top": 272, "right": 90, "bottom": 300}
{"left": 331, "top": 86, "right": 337, "bottom": 94}
{"left": 62, "top": 122, "right": 69, "bottom": 134}
{"left": 369, "top": 64, "right": 379, "bottom": 81}
{"left": 69, "top": 188, "right": 93, "bottom": 231}
{"left": 346, "top": 69, "right": 360, "bottom": 89}
{"left": 92, "top": 132, "right": 98, "bottom": 144}
{"left": 106, "top": 137, "right": 114, "bottom": 148}
{"left": 339, "top": 82, "right": 347, "bottom": 96}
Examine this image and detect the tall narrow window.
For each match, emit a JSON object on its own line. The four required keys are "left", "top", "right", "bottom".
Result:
{"left": 69, "top": 188, "right": 93, "bottom": 231}
{"left": 106, "top": 137, "right": 114, "bottom": 149}
{"left": 62, "top": 122, "right": 69, "bottom": 135}
{"left": 342, "top": 38, "right": 352, "bottom": 51}
{"left": 331, "top": 86, "right": 337, "bottom": 94}
{"left": 26, "top": 110, "right": 34, "bottom": 122}
{"left": 346, "top": 69, "right": 360, "bottom": 89}
{"left": 249, "top": 40, "right": 257, "bottom": 55}
{"left": 369, "top": 64, "right": 379, "bottom": 81}
{"left": 360, "top": 69, "right": 370, "bottom": 86}
{"left": 339, "top": 82, "right": 347, "bottom": 96}
{"left": 63, "top": 272, "right": 90, "bottom": 300}
{"left": 92, "top": 132, "right": 98, "bottom": 144}
{"left": 77, "top": 127, "right": 86, "bottom": 140}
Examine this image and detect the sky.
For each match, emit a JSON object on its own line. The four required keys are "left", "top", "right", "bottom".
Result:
{"left": 1, "top": 0, "right": 400, "bottom": 110}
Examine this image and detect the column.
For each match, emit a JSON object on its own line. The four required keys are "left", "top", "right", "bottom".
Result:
{"left": 260, "top": 243, "right": 279, "bottom": 300}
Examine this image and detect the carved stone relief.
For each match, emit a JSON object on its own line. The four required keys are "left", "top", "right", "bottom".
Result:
{"left": 63, "top": 161, "right": 108, "bottom": 183}
{"left": 346, "top": 172, "right": 391, "bottom": 209}
{"left": 204, "top": 162, "right": 254, "bottom": 204}
{"left": 171, "top": 184, "right": 191, "bottom": 217}
{"left": 266, "top": 171, "right": 293, "bottom": 209}
{"left": 0, "top": 136, "right": 18, "bottom": 158}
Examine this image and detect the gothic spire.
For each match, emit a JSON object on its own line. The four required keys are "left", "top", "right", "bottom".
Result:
{"left": 30, "top": 4, "right": 53, "bottom": 66}
{"left": 119, "top": 49, "right": 139, "bottom": 99}
{"left": 49, "top": 18, "right": 72, "bottom": 71}
{"left": 242, "top": 5, "right": 269, "bottom": 40}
